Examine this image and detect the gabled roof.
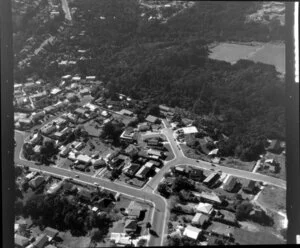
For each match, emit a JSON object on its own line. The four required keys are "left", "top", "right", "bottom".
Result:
{"left": 124, "top": 219, "right": 138, "bottom": 231}
{"left": 183, "top": 225, "right": 201, "bottom": 240}
{"left": 195, "top": 202, "right": 213, "bottom": 214}
{"left": 145, "top": 115, "right": 158, "bottom": 123}
{"left": 15, "top": 234, "right": 29, "bottom": 247}
{"left": 192, "top": 212, "right": 209, "bottom": 225}
{"left": 200, "top": 191, "right": 222, "bottom": 204}
{"left": 32, "top": 234, "right": 48, "bottom": 248}
{"left": 44, "top": 227, "right": 59, "bottom": 238}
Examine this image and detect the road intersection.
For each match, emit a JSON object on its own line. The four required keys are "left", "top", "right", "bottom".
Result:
{"left": 14, "top": 119, "right": 286, "bottom": 246}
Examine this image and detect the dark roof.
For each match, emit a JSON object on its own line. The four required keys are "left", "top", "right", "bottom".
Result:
{"left": 224, "top": 177, "right": 238, "bottom": 192}
{"left": 32, "top": 234, "right": 48, "bottom": 248}
{"left": 245, "top": 180, "right": 256, "bottom": 191}
{"left": 126, "top": 163, "right": 141, "bottom": 176}
{"left": 124, "top": 219, "right": 138, "bottom": 231}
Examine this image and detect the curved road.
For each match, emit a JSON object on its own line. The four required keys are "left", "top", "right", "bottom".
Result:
{"left": 14, "top": 119, "right": 286, "bottom": 246}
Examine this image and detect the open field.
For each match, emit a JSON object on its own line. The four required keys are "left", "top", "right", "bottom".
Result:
{"left": 209, "top": 42, "right": 285, "bottom": 75}
{"left": 220, "top": 157, "right": 256, "bottom": 172}
{"left": 180, "top": 144, "right": 210, "bottom": 161}
{"left": 257, "top": 185, "right": 286, "bottom": 212}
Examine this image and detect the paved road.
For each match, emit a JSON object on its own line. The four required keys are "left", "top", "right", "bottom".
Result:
{"left": 14, "top": 117, "right": 286, "bottom": 246}
{"left": 14, "top": 131, "right": 166, "bottom": 246}
{"left": 149, "top": 119, "right": 286, "bottom": 189}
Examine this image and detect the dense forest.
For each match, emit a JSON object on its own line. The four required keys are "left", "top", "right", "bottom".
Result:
{"left": 13, "top": 0, "right": 285, "bottom": 161}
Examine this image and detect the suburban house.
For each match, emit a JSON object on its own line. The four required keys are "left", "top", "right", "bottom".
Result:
{"left": 71, "top": 141, "right": 84, "bottom": 151}
{"left": 31, "top": 111, "right": 45, "bottom": 122}
{"left": 14, "top": 234, "right": 30, "bottom": 248}
{"left": 243, "top": 180, "right": 257, "bottom": 194}
{"left": 33, "top": 145, "right": 42, "bottom": 154}
{"left": 195, "top": 202, "right": 214, "bottom": 215}
{"left": 110, "top": 233, "right": 132, "bottom": 246}
{"left": 208, "top": 222, "right": 234, "bottom": 238}
{"left": 145, "top": 115, "right": 159, "bottom": 123}
{"left": 77, "top": 188, "right": 92, "bottom": 202}
{"left": 32, "top": 233, "right": 48, "bottom": 248}
{"left": 138, "top": 122, "right": 150, "bottom": 132}
{"left": 135, "top": 163, "right": 152, "bottom": 180}
{"left": 124, "top": 219, "right": 138, "bottom": 233}
{"left": 46, "top": 181, "right": 64, "bottom": 194}
{"left": 28, "top": 133, "right": 42, "bottom": 145}
{"left": 224, "top": 177, "right": 239, "bottom": 192}
{"left": 199, "top": 191, "right": 222, "bottom": 205}
{"left": 192, "top": 213, "right": 210, "bottom": 227}
{"left": 190, "top": 168, "right": 205, "bottom": 182}
{"left": 215, "top": 210, "right": 237, "bottom": 226}
{"left": 29, "top": 176, "right": 45, "bottom": 189}
{"left": 59, "top": 146, "right": 71, "bottom": 158}
{"left": 147, "top": 149, "right": 164, "bottom": 159}
{"left": 44, "top": 227, "right": 59, "bottom": 241}
{"left": 18, "top": 118, "right": 32, "bottom": 128}
{"left": 117, "top": 109, "right": 134, "bottom": 117}
{"left": 124, "top": 144, "right": 139, "bottom": 157}
{"left": 126, "top": 201, "right": 143, "bottom": 219}
{"left": 41, "top": 124, "right": 56, "bottom": 135}
{"left": 124, "top": 163, "right": 141, "bottom": 177}
{"left": 74, "top": 107, "right": 89, "bottom": 118}
{"left": 203, "top": 172, "right": 220, "bottom": 187}
{"left": 120, "top": 127, "right": 136, "bottom": 144}
{"left": 77, "top": 154, "right": 92, "bottom": 165}
{"left": 267, "top": 139, "right": 282, "bottom": 153}
{"left": 183, "top": 225, "right": 202, "bottom": 240}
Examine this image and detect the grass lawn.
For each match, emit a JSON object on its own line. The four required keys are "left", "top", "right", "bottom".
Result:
{"left": 164, "top": 143, "right": 175, "bottom": 161}
{"left": 60, "top": 231, "right": 91, "bottom": 248}
{"left": 180, "top": 144, "right": 210, "bottom": 161}
{"left": 83, "top": 120, "right": 102, "bottom": 137}
{"left": 257, "top": 152, "right": 286, "bottom": 180}
{"left": 220, "top": 157, "right": 256, "bottom": 172}
{"left": 257, "top": 185, "right": 286, "bottom": 212}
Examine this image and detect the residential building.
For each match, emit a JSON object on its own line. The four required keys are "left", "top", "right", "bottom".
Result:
{"left": 209, "top": 222, "right": 234, "bottom": 238}
{"left": 124, "top": 163, "right": 141, "bottom": 177}
{"left": 74, "top": 107, "right": 88, "bottom": 117}
{"left": 199, "top": 191, "right": 222, "bottom": 205}
{"left": 124, "top": 144, "right": 139, "bottom": 157}
{"left": 44, "top": 105, "right": 56, "bottom": 114}
{"left": 29, "top": 176, "right": 45, "bottom": 189}
{"left": 126, "top": 201, "right": 143, "bottom": 219}
{"left": 203, "top": 172, "right": 220, "bottom": 187}
{"left": 18, "top": 118, "right": 32, "bottom": 128}
{"left": 120, "top": 127, "right": 136, "bottom": 143}
{"left": 124, "top": 219, "right": 138, "bottom": 233}
{"left": 33, "top": 145, "right": 42, "bottom": 154}
{"left": 145, "top": 115, "right": 159, "bottom": 123}
{"left": 14, "top": 234, "right": 30, "bottom": 248}
{"left": 31, "top": 111, "right": 45, "bottom": 122}
{"left": 77, "top": 154, "right": 92, "bottom": 164}
{"left": 46, "top": 181, "right": 64, "bottom": 194}
{"left": 77, "top": 188, "right": 92, "bottom": 201}
{"left": 41, "top": 124, "right": 56, "bottom": 135}
{"left": 32, "top": 234, "right": 48, "bottom": 248}
{"left": 190, "top": 168, "right": 205, "bottom": 182}
{"left": 267, "top": 139, "right": 282, "bottom": 153}
{"left": 215, "top": 210, "right": 237, "bottom": 226}
{"left": 71, "top": 141, "right": 84, "bottom": 151}
{"left": 79, "top": 88, "right": 90, "bottom": 96}
{"left": 117, "top": 109, "right": 134, "bottom": 117}
{"left": 84, "top": 103, "right": 99, "bottom": 112}
{"left": 147, "top": 149, "right": 163, "bottom": 158}
{"left": 44, "top": 227, "right": 59, "bottom": 241}
{"left": 138, "top": 123, "right": 150, "bottom": 132}
{"left": 183, "top": 225, "right": 202, "bottom": 240}
{"left": 135, "top": 165, "right": 152, "bottom": 180}
{"left": 28, "top": 133, "right": 42, "bottom": 145}
{"left": 192, "top": 213, "right": 209, "bottom": 227}
{"left": 59, "top": 146, "right": 71, "bottom": 157}
{"left": 243, "top": 180, "right": 257, "bottom": 194}
{"left": 195, "top": 202, "right": 213, "bottom": 215}
{"left": 224, "top": 177, "right": 239, "bottom": 192}
{"left": 110, "top": 233, "right": 132, "bottom": 246}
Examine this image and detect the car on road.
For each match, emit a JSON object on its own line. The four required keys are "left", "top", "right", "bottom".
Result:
{"left": 211, "top": 163, "right": 216, "bottom": 167}
{"left": 196, "top": 160, "right": 200, "bottom": 162}
{"left": 93, "top": 182, "right": 99, "bottom": 186}
{"left": 75, "top": 175, "right": 79, "bottom": 178}
{"left": 210, "top": 168, "right": 215, "bottom": 171}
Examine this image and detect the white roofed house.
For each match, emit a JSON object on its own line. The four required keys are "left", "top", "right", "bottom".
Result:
{"left": 31, "top": 111, "right": 45, "bottom": 123}
{"left": 183, "top": 225, "right": 202, "bottom": 240}
{"left": 195, "top": 202, "right": 214, "bottom": 215}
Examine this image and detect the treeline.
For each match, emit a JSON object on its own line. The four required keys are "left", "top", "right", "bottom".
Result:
{"left": 23, "top": 194, "right": 113, "bottom": 238}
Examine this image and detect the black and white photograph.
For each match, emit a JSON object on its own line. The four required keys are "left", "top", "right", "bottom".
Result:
{"left": 1, "top": 0, "right": 299, "bottom": 247}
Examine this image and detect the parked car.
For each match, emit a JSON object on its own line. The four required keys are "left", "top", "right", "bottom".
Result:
{"left": 75, "top": 175, "right": 79, "bottom": 178}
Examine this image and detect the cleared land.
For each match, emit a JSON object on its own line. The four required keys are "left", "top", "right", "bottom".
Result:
{"left": 257, "top": 184, "right": 286, "bottom": 212}
{"left": 209, "top": 42, "right": 285, "bottom": 75}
